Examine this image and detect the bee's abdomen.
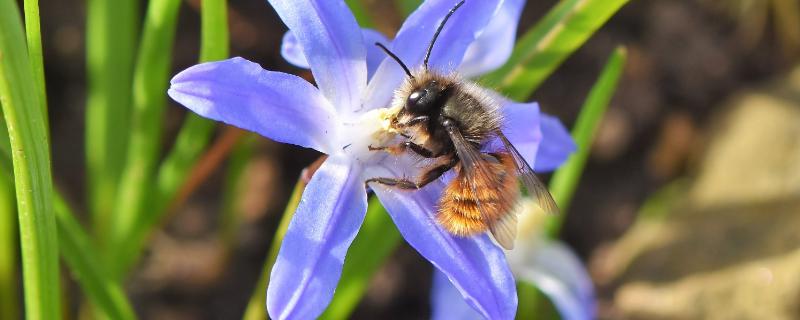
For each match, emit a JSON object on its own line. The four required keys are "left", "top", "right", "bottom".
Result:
{"left": 437, "top": 153, "right": 519, "bottom": 237}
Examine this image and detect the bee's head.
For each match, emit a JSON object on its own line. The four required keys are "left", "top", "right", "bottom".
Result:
{"left": 406, "top": 79, "right": 448, "bottom": 114}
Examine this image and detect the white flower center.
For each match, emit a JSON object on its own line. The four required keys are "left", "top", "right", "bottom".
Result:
{"left": 337, "top": 107, "right": 402, "bottom": 166}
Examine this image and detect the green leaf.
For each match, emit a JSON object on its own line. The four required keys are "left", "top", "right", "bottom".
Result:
{"left": 0, "top": 169, "right": 19, "bottom": 320}
{"left": 0, "top": 0, "right": 60, "bottom": 318}
{"left": 346, "top": 0, "right": 375, "bottom": 29}
{"left": 546, "top": 46, "right": 626, "bottom": 236}
{"left": 54, "top": 194, "right": 137, "bottom": 320}
{"left": 22, "top": 0, "right": 48, "bottom": 122}
{"left": 320, "top": 197, "right": 401, "bottom": 320}
{"left": 112, "top": 0, "right": 231, "bottom": 278}
{"left": 482, "top": 0, "right": 629, "bottom": 100}
{"left": 516, "top": 282, "right": 559, "bottom": 320}
{"left": 0, "top": 112, "right": 10, "bottom": 168}
{"left": 84, "top": 0, "right": 139, "bottom": 242}
{"left": 108, "top": 0, "right": 183, "bottom": 278}
{"left": 395, "top": 0, "right": 423, "bottom": 17}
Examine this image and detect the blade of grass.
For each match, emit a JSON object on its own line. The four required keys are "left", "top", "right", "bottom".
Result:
{"left": 319, "top": 197, "right": 401, "bottom": 320}
{"left": 155, "top": 0, "right": 229, "bottom": 221}
{"left": 0, "top": 112, "right": 10, "bottom": 166}
{"left": 54, "top": 194, "right": 137, "bottom": 320}
{"left": 84, "top": 0, "right": 139, "bottom": 243}
{"left": 345, "top": 0, "right": 375, "bottom": 29}
{"left": 242, "top": 178, "right": 305, "bottom": 320}
{"left": 0, "top": 169, "right": 19, "bottom": 320}
{"left": 112, "top": 0, "right": 231, "bottom": 276}
{"left": 0, "top": 0, "right": 60, "bottom": 318}
{"left": 517, "top": 46, "right": 626, "bottom": 320}
{"left": 394, "top": 0, "right": 422, "bottom": 17}
{"left": 482, "top": 0, "right": 629, "bottom": 101}
{"left": 545, "top": 46, "right": 626, "bottom": 236}
{"left": 22, "top": 0, "right": 48, "bottom": 121}
{"left": 109, "top": 0, "right": 182, "bottom": 278}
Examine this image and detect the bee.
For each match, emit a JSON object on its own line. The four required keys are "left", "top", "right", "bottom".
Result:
{"left": 366, "top": 0, "right": 558, "bottom": 250}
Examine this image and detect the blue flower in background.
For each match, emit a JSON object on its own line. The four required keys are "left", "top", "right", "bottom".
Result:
{"left": 432, "top": 232, "right": 597, "bottom": 320}
{"left": 168, "top": 0, "right": 578, "bottom": 319}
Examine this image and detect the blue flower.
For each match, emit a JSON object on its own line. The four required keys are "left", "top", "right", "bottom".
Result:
{"left": 168, "top": 0, "right": 575, "bottom": 319}
{"left": 432, "top": 230, "right": 597, "bottom": 320}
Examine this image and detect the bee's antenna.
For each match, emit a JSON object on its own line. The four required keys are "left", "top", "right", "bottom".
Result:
{"left": 423, "top": 0, "right": 466, "bottom": 70}
{"left": 375, "top": 42, "right": 415, "bottom": 79}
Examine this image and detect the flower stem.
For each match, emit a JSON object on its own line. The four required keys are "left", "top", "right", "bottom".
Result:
{"left": 111, "top": 0, "right": 232, "bottom": 278}
{"left": 108, "top": 0, "right": 183, "bottom": 278}
{"left": 84, "top": 0, "right": 139, "bottom": 244}
{"left": 0, "top": 169, "right": 19, "bottom": 320}
{"left": 545, "top": 46, "right": 626, "bottom": 237}
{"left": 54, "top": 193, "right": 137, "bottom": 320}
{"left": 22, "top": 0, "right": 47, "bottom": 123}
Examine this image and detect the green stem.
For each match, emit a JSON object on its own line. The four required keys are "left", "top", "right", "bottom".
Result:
{"left": 0, "top": 169, "right": 19, "bottom": 320}
{"left": 395, "top": 0, "right": 423, "bottom": 17}
{"left": 546, "top": 47, "right": 627, "bottom": 237}
{"left": 54, "top": 194, "right": 137, "bottom": 320}
{"left": 0, "top": 0, "right": 60, "bottom": 318}
{"left": 109, "top": 0, "right": 182, "bottom": 278}
{"left": 84, "top": 0, "right": 139, "bottom": 243}
{"left": 484, "top": 0, "right": 629, "bottom": 100}
{"left": 114, "top": 0, "right": 231, "bottom": 277}
{"left": 345, "top": 0, "right": 375, "bottom": 28}
{"left": 22, "top": 0, "right": 48, "bottom": 122}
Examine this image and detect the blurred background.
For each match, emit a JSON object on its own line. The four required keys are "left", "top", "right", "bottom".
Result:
{"left": 24, "top": 0, "right": 800, "bottom": 318}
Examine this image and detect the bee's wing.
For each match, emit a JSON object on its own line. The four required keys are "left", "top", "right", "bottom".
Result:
{"left": 496, "top": 131, "right": 560, "bottom": 215}
{"left": 444, "top": 125, "right": 497, "bottom": 215}
{"left": 445, "top": 124, "right": 517, "bottom": 249}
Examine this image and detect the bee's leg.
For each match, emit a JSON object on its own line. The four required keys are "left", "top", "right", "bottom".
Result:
{"left": 403, "top": 116, "right": 429, "bottom": 127}
{"left": 369, "top": 141, "right": 441, "bottom": 158}
{"left": 364, "top": 177, "right": 419, "bottom": 190}
{"left": 366, "top": 158, "right": 456, "bottom": 190}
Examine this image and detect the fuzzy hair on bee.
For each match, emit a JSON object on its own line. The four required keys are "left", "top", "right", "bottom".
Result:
{"left": 366, "top": 0, "right": 558, "bottom": 250}
{"left": 390, "top": 70, "right": 503, "bottom": 146}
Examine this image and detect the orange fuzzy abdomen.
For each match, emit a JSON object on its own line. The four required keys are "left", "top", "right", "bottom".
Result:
{"left": 437, "top": 153, "right": 519, "bottom": 237}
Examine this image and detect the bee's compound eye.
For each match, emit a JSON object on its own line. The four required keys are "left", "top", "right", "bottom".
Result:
{"left": 408, "top": 91, "right": 422, "bottom": 104}
{"left": 407, "top": 89, "right": 428, "bottom": 112}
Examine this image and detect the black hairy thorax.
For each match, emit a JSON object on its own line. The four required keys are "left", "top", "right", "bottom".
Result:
{"left": 390, "top": 71, "right": 503, "bottom": 157}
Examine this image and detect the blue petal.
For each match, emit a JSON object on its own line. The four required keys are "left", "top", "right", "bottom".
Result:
{"left": 266, "top": 155, "right": 368, "bottom": 320}
{"left": 281, "top": 29, "right": 389, "bottom": 79}
{"left": 433, "top": 239, "right": 597, "bottom": 320}
{"left": 280, "top": 31, "right": 309, "bottom": 69}
{"left": 507, "top": 239, "right": 596, "bottom": 320}
{"left": 362, "top": 29, "right": 391, "bottom": 79}
{"left": 535, "top": 114, "right": 576, "bottom": 172}
{"left": 168, "top": 57, "right": 338, "bottom": 153}
{"left": 370, "top": 164, "right": 517, "bottom": 320}
{"left": 268, "top": 0, "right": 367, "bottom": 112}
{"left": 483, "top": 101, "right": 543, "bottom": 169}
{"left": 364, "top": 0, "right": 503, "bottom": 110}
{"left": 459, "top": 0, "right": 525, "bottom": 77}
{"left": 430, "top": 270, "right": 482, "bottom": 320}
